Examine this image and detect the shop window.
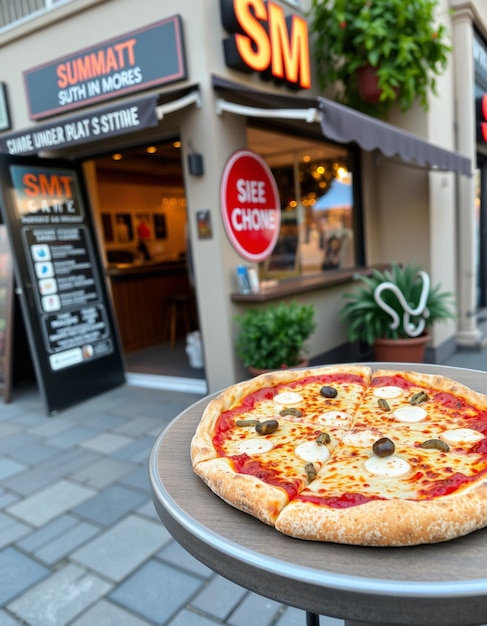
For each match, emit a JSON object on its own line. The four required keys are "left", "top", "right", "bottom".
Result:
{"left": 0, "top": 0, "right": 72, "bottom": 31}
{"left": 247, "top": 127, "right": 358, "bottom": 279}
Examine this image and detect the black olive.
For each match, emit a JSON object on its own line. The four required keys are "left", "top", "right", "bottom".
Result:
{"left": 320, "top": 385, "right": 338, "bottom": 399}
{"left": 372, "top": 437, "right": 395, "bottom": 457}
{"left": 255, "top": 419, "right": 279, "bottom": 435}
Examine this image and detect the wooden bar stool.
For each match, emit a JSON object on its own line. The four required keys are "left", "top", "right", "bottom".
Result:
{"left": 164, "top": 293, "right": 192, "bottom": 350}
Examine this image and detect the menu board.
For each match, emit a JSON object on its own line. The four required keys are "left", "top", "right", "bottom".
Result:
{"left": 0, "top": 154, "right": 125, "bottom": 414}
{"left": 0, "top": 225, "right": 13, "bottom": 402}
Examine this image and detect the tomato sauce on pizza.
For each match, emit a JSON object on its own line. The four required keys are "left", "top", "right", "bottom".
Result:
{"left": 190, "top": 365, "right": 487, "bottom": 546}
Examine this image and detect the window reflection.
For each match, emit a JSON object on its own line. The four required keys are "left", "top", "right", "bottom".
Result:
{"left": 247, "top": 127, "right": 356, "bottom": 279}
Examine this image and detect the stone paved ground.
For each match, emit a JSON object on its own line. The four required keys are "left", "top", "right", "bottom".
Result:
{"left": 2, "top": 343, "right": 486, "bottom": 626}
{"left": 0, "top": 381, "right": 343, "bottom": 626}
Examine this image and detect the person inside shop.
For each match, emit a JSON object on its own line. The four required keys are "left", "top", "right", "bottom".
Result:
{"left": 137, "top": 218, "right": 152, "bottom": 261}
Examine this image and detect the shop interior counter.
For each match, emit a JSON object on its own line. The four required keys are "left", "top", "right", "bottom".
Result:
{"left": 149, "top": 363, "right": 487, "bottom": 626}
{"left": 106, "top": 258, "right": 192, "bottom": 352}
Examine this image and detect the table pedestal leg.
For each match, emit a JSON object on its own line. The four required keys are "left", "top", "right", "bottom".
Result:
{"left": 306, "top": 612, "right": 320, "bottom": 626}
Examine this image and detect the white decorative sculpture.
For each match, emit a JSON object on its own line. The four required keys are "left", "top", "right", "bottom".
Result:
{"left": 373, "top": 270, "right": 431, "bottom": 337}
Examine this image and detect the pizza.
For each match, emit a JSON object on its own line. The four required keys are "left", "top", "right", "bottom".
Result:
{"left": 190, "top": 365, "right": 487, "bottom": 546}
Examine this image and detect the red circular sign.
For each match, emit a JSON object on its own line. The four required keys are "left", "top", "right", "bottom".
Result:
{"left": 220, "top": 149, "right": 281, "bottom": 262}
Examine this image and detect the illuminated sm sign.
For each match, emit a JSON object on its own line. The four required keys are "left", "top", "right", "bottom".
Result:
{"left": 220, "top": 0, "right": 311, "bottom": 89}
{"left": 476, "top": 95, "right": 487, "bottom": 143}
{"left": 220, "top": 149, "right": 281, "bottom": 262}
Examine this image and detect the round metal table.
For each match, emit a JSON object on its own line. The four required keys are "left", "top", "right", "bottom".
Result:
{"left": 149, "top": 363, "right": 487, "bottom": 626}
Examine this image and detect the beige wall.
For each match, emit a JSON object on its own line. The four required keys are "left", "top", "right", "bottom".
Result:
{"left": 0, "top": 0, "right": 472, "bottom": 390}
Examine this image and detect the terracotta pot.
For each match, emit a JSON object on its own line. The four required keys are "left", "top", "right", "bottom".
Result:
{"left": 356, "top": 65, "right": 383, "bottom": 103}
{"left": 248, "top": 358, "right": 309, "bottom": 377}
{"left": 373, "top": 333, "right": 430, "bottom": 364}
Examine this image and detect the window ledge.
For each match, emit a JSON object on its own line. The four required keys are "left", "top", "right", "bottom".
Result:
{"left": 231, "top": 265, "right": 390, "bottom": 302}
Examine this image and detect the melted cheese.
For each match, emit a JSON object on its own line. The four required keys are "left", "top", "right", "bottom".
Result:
{"left": 236, "top": 438, "right": 274, "bottom": 455}
{"left": 316, "top": 410, "right": 352, "bottom": 428}
{"left": 373, "top": 386, "right": 404, "bottom": 399}
{"left": 343, "top": 429, "right": 379, "bottom": 447}
{"left": 295, "top": 441, "right": 331, "bottom": 463}
{"left": 393, "top": 406, "right": 427, "bottom": 423}
{"left": 273, "top": 391, "right": 303, "bottom": 406}
{"left": 364, "top": 455, "right": 411, "bottom": 477}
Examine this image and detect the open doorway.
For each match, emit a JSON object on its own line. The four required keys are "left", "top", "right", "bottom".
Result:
{"left": 87, "top": 140, "right": 205, "bottom": 388}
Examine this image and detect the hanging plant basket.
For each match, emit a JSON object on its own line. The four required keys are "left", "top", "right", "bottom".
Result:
{"left": 356, "top": 65, "right": 383, "bottom": 103}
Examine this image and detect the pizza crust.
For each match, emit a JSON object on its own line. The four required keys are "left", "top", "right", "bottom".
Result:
{"left": 193, "top": 457, "right": 289, "bottom": 525}
{"left": 275, "top": 481, "right": 487, "bottom": 546}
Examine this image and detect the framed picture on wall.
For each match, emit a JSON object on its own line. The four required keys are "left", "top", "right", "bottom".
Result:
{"left": 115, "top": 213, "right": 133, "bottom": 243}
{"left": 101, "top": 213, "right": 114, "bottom": 243}
{"left": 153, "top": 214, "right": 167, "bottom": 239}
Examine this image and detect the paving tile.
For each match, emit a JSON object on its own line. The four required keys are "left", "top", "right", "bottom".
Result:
{"left": 27, "top": 419, "right": 73, "bottom": 437}
{"left": 191, "top": 576, "right": 248, "bottom": 621}
{"left": 0, "top": 424, "right": 22, "bottom": 439}
{"left": 74, "top": 484, "right": 147, "bottom": 526}
{"left": 72, "top": 515, "right": 170, "bottom": 582}
{"left": 168, "top": 608, "right": 221, "bottom": 626}
{"left": 110, "top": 559, "right": 203, "bottom": 624}
{"left": 0, "top": 433, "right": 41, "bottom": 455}
{"left": 157, "top": 540, "right": 213, "bottom": 578}
{"left": 17, "top": 514, "right": 78, "bottom": 552}
{"left": 113, "top": 437, "right": 155, "bottom": 463}
{"left": 0, "top": 547, "right": 49, "bottom": 605}
{"left": 7, "top": 479, "right": 96, "bottom": 527}
{"left": 45, "top": 426, "right": 101, "bottom": 449}
{"left": 8, "top": 442, "right": 60, "bottom": 465}
{"left": 70, "top": 457, "right": 137, "bottom": 488}
{"left": 80, "top": 412, "right": 129, "bottom": 432}
{"left": 0, "top": 610, "right": 22, "bottom": 625}
{"left": 2, "top": 449, "right": 101, "bottom": 496}
{"left": 114, "top": 415, "right": 162, "bottom": 437}
{"left": 80, "top": 432, "right": 134, "bottom": 453}
{"left": 0, "top": 492, "right": 18, "bottom": 509}
{"left": 227, "top": 592, "right": 281, "bottom": 626}
{"left": 35, "top": 521, "right": 100, "bottom": 565}
{"left": 7, "top": 563, "right": 112, "bottom": 626}
{"left": 119, "top": 465, "right": 151, "bottom": 492}
{"left": 136, "top": 500, "right": 160, "bottom": 521}
{"left": 0, "top": 459, "right": 26, "bottom": 481}
{"left": 70, "top": 599, "right": 151, "bottom": 625}
{"left": 0, "top": 513, "right": 31, "bottom": 549}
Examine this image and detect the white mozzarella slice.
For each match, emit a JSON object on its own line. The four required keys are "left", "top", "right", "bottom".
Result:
{"left": 393, "top": 406, "right": 427, "bottom": 423}
{"left": 365, "top": 455, "right": 411, "bottom": 477}
{"left": 236, "top": 438, "right": 274, "bottom": 455}
{"left": 295, "top": 441, "right": 330, "bottom": 463}
{"left": 343, "top": 429, "right": 378, "bottom": 447}
{"left": 316, "top": 410, "right": 352, "bottom": 427}
{"left": 273, "top": 391, "right": 303, "bottom": 406}
{"left": 440, "top": 428, "right": 484, "bottom": 446}
{"left": 373, "top": 386, "right": 403, "bottom": 399}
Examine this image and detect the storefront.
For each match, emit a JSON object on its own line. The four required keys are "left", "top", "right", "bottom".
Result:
{"left": 0, "top": 0, "right": 476, "bottom": 407}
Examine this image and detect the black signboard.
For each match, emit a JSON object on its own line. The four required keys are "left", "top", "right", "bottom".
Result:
{"left": 0, "top": 95, "right": 158, "bottom": 156}
{"left": 0, "top": 154, "right": 125, "bottom": 414}
{"left": 23, "top": 16, "right": 186, "bottom": 120}
{"left": 0, "top": 225, "right": 13, "bottom": 402}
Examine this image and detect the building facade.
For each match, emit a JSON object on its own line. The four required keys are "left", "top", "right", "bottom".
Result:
{"left": 0, "top": 0, "right": 483, "bottom": 400}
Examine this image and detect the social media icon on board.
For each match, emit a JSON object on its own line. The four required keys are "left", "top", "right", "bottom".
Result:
{"left": 31, "top": 244, "right": 51, "bottom": 261}
{"left": 38, "top": 278, "right": 57, "bottom": 295}
{"left": 42, "top": 294, "right": 61, "bottom": 312}
{"left": 35, "top": 262, "right": 54, "bottom": 279}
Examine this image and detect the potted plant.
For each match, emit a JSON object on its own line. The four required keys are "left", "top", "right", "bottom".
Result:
{"left": 339, "top": 263, "right": 456, "bottom": 362}
{"left": 235, "top": 301, "right": 316, "bottom": 375}
{"left": 309, "top": 0, "right": 451, "bottom": 116}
